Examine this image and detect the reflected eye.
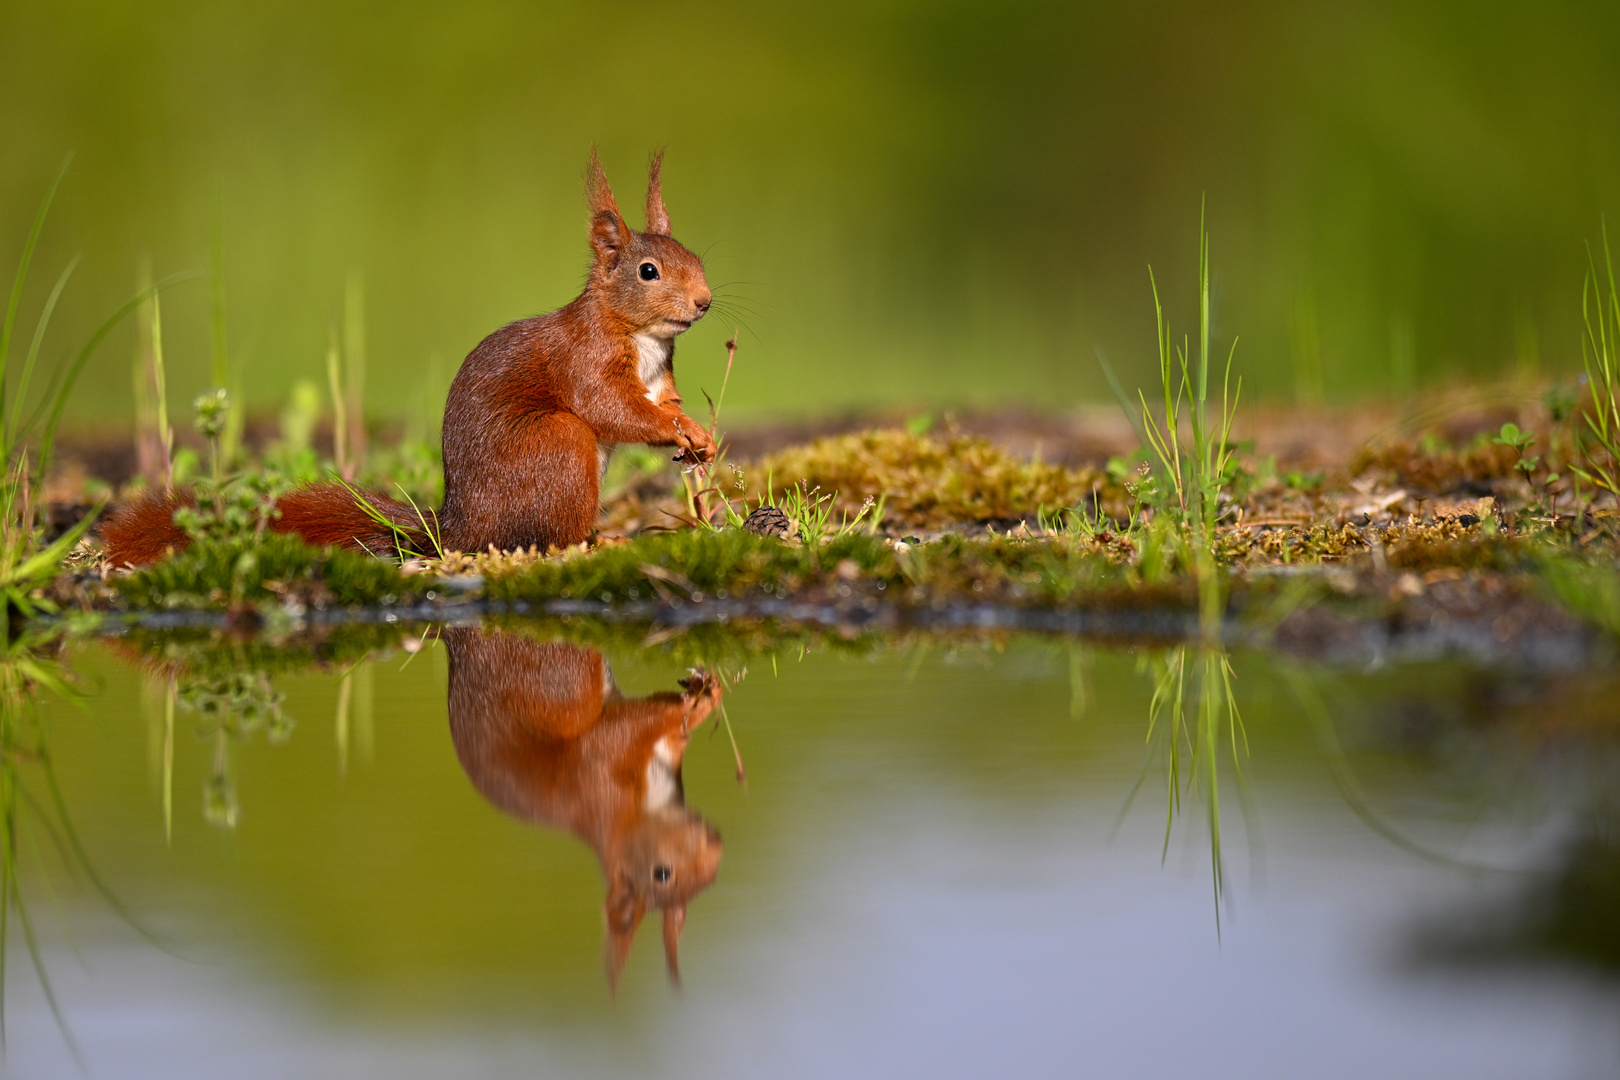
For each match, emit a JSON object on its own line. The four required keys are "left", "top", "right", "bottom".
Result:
{"left": 652, "top": 865, "right": 673, "bottom": 883}
{"left": 639, "top": 262, "right": 660, "bottom": 281}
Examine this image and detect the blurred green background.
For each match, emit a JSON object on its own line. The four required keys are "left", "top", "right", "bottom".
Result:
{"left": 3, "top": 0, "right": 1619, "bottom": 425}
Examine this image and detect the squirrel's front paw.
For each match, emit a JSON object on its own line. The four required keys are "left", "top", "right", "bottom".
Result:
{"left": 690, "top": 424, "right": 718, "bottom": 462}
{"left": 678, "top": 668, "right": 723, "bottom": 726}
{"left": 674, "top": 422, "right": 717, "bottom": 465}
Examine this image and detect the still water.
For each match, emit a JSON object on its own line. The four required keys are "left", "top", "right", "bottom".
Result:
{"left": 6, "top": 627, "right": 1619, "bottom": 1078}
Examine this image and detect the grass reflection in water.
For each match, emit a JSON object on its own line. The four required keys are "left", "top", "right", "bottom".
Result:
{"left": 1118, "top": 645, "right": 1247, "bottom": 928}
{"left": 0, "top": 632, "right": 127, "bottom": 1058}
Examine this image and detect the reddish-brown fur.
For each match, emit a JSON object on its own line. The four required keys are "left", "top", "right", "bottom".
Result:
{"left": 99, "top": 149, "right": 714, "bottom": 568}
{"left": 445, "top": 627, "right": 723, "bottom": 988}
{"left": 271, "top": 484, "right": 427, "bottom": 554}
{"left": 98, "top": 488, "right": 196, "bottom": 568}
{"left": 98, "top": 482, "right": 428, "bottom": 568}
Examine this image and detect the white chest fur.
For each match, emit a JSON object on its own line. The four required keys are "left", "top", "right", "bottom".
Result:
{"left": 597, "top": 334, "right": 675, "bottom": 483}
{"left": 632, "top": 333, "right": 673, "bottom": 403}
{"left": 645, "top": 736, "right": 680, "bottom": 810}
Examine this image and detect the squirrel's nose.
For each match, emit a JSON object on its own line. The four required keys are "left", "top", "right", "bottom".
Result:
{"left": 694, "top": 291, "right": 711, "bottom": 315}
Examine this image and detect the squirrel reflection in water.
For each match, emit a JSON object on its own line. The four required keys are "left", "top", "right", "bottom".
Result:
{"left": 444, "top": 627, "right": 723, "bottom": 989}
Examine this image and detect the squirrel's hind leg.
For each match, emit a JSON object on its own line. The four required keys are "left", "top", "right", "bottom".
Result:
{"left": 443, "top": 411, "right": 600, "bottom": 554}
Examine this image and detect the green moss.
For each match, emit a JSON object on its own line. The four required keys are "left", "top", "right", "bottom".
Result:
{"left": 61, "top": 415, "right": 1620, "bottom": 651}
{"left": 109, "top": 606, "right": 898, "bottom": 677}
{"left": 117, "top": 620, "right": 417, "bottom": 676}
{"left": 114, "top": 532, "right": 420, "bottom": 610}
{"left": 474, "top": 613, "right": 892, "bottom": 669}
{"left": 473, "top": 527, "right": 1166, "bottom": 613}
{"left": 1355, "top": 437, "right": 1522, "bottom": 492}
{"left": 1211, "top": 516, "right": 1532, "bottom": 571}
{"left": 1384, "top": 535, "right": 1528, "bottom": 573}
{"left": 753, "top": 429, "right": 1127, "bottom": 529}
{"left": 482, "top": 529, "right": 899, "bottom": 603}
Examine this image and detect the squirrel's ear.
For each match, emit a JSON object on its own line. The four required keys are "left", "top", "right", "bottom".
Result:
{"left": 604, "top": 876, "right": 645, "bottom": 996}
{"left": 645, "top": 149, "right": 670, "bottom": 237}
{"left": 586, "top": 148, "right": 632, "bottom": 265}
{"left": 590, "top": 210, "right": 632, "bottom": 267}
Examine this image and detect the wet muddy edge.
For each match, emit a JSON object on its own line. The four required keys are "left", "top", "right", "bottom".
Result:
{"left": 67, "top": 589, "right": 1603, "bottom": 673}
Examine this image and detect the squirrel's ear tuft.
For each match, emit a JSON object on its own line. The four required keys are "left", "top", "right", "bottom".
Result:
{"left": 662, "top": 903, "right": 685, "bottom": 986}
{"left": 586, "top": 148, "right": 632, "bottom": 265}
{"left": 586, "top": 147, "right": 620, "bottom": 219}
{"left": 645, "top": 149, "right": 670, "bottom": 236}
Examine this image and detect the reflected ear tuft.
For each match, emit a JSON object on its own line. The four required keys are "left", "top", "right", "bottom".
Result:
{"left": 662, "top": 904, "right": 686, "bottom": 986}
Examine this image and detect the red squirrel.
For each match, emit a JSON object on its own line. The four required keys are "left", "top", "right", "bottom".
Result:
{"left": 444, "top": 628, "right": 723, "bottom": 988}
{"left": 100, "top": 150, "right": 717, "bottom": 567}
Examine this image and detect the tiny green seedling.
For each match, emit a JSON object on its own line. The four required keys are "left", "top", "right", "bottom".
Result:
{"left": 1493, "top": 422, "right": 1545, "bottom": 506}
{"left": 1283, "top": 470, "right": 1325, "bottom": 493}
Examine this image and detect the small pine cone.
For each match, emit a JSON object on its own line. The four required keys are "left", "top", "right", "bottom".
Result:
{"left": 743, "top": 505, "right": 790, "bottom": 538}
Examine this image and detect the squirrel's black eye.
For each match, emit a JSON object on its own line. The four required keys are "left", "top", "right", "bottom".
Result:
{"left": 639, "top": 262, "right": 660, "bottom": 281}
{"left": 652, "top": 865, "right": 673, "bottom": 883}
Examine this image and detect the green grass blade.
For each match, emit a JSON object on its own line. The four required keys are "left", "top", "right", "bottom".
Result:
{"left": 330, "top": 473, "right": 413, "bottom": 558}
{"left": 1281, "top": 665, "right": 1503, "bottom": 870}
{"left": 1, "top": 155, "right": 73, "bottom": 416}
{"left": 717, "top": 700, "right": 746, "bottom": 783}
{"left": 1091, "top": 346, "right": 1149, "bottom": 447}
{"left": 394, "top": 485, "right": 444, "bottom": 559}
{"left": 8, "top": 256, "right": 79, "bottom": 460}
{"left": 9, "top": 501, "right": 102, "bottom": 586}
{"left": 34, "top": 269, "right": 204, "bottom": 484}
{"left": 11, "top": 858, "right": 83, "bottom": 1065}
{"left": 34, "top": 741, "right": 167, "bottom": 949}
{"left": 1, "top": 766, "right": 14, "bottom": 1045}
{"left": 210, "top": 186, "right": 230, "bottom": 391}
{"left": 1194, "top": 197, "right": 1210, "bottom": 466}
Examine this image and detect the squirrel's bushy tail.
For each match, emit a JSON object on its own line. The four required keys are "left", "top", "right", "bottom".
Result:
{"left": 272, "top": 483, "right": 435, "bottom": 557}
{"left": 99, "top": 488, "right": 196, "bottom": 568}
{"left": 100, "top": 483, "right": 436, "bottom": 568}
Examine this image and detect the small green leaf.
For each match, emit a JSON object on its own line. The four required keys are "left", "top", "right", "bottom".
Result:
{"left": 1492, "top": 421, "right": 1534, "bottom": 451}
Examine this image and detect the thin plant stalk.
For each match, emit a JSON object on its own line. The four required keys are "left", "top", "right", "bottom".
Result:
{"left": 209, "top": 188, "right": 244, "bottom": 466}
{"left": 707, "top": 332, "right": 738, "bottom": 439}
{"left": 33, "top": 269, "right": 203, "bottom": 489}
{"left": 150, "top": 292, "right": 173, "bottom": 490}
{"left": 163, "top": 676, "right": 175, "bottom": 844}
{"left": 1573, "top": 222, "right": 1620, "bottom": 502}
{"left": 1140, "top": 645, "right": 1247, "bottom": 930}
{"left": 6, "top": 258, "right": 77, "bottom": 467}
{"left": 717, "top": 701, "right": 745, "bottom": 784}
{"left": 344, "top": 272, "right": 367, "bottom": 467}
{"left": 680, "top": 333, "right": 740, "bottom": 527}
{"left": 0, "top": 156, "right": 72, "bottom": 455}
{"left": 336, "top": 667, "right": 353, "bottom": 781}
{"left": 1137, "top": 203, "right": 1241, "bottom": 641}
{"left": 209, "top": 191, "right": 229, "bottom": 391}
{"left": 327, "top": 327, "right": 348, "bottom": 479}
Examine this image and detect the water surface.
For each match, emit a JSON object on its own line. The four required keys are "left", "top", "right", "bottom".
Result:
{"left": 6, "top": 628, "right": 1618, "bottom": 1078}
